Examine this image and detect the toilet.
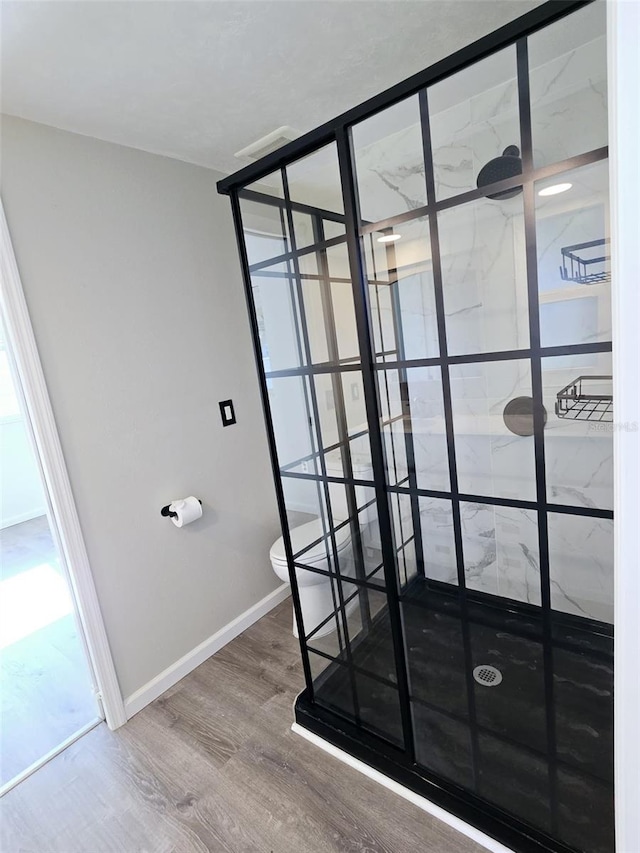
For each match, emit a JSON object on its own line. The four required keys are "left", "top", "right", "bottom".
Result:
{"left": 269, "top": 456, "right": 374, "bottom": 639}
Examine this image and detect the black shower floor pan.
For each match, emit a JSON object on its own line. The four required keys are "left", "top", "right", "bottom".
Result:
{"left": 297, "top": 583, "right": 614, "bottom": 853}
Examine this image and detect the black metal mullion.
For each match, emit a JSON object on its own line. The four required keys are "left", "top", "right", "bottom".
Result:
{"left": 357, "top": 145, "right": 607, "bottom": 236}
{"left": 281, "top": 470, "right": 614, "bottom": 520}
{"left": 383, "top": 242, "right": 426, "bottom": 585}
{"left": 419, "top": 88, "right": 482, "bottom": 790}
{"left": 229, "top": 191, "right": 315, "bottom": 698}
{"left": 371, "top": 246, "right": 410, "bottom": 584}
{"left": 277, "top": 200, "right": 347, "bottom": 656}
{"left": 262, "top": 337, "right": 613, "bottom": 380}
{"left": 281, "top": 247, "right": 347, "bottom": 658}
{"left": 248, "top": 234, "right": 347, "bottom": 274}
{"left": 312, "top": 214, "right": 372, "bottom": 631}
{"left": 369, "top": 239, "right": 403, "bottom": 578}
{"left": 517, "top": 36, "right": 559, "bottom": 834}
{"left": 240, "top": 186, "right": 348, "bottom": 225}
{"left": 282, "top": 167, "right": 362, "bottom": 724}
{"left": 237, "top": 148, "right": 608, "bottom": 239}
{"left": 337, "top": 126, "right": 416, "bottom": 762}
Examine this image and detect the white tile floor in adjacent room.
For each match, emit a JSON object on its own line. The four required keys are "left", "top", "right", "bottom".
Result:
{"left": 0, "top": 516, "right": 100, "bottom": 790}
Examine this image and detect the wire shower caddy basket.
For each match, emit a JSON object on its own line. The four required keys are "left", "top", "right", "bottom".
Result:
{"left": 555, "top": 375, "right": 613, "bottom": 422}
{"left": 559, "top": 238, "right": 611, "bottom": 285}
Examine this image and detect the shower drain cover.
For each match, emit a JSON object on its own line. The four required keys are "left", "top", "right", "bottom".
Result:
{"left": 473, "top": 665, "right": 503, "bottom": 687}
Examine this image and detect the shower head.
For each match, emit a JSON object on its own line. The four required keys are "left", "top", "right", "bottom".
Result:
{"left": 476, "top": 145, "right": 523, "bottom": 200}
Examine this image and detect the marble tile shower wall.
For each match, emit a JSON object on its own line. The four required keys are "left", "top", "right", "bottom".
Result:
{"left": 394, "top": 356, "right": 613, "bottom": 621}
{"left": 529, "top": 32, "right": 607, "bottom": 168}
{"left": 354, "top": 21, "right": 612, "bottom": 624}
{"left": 353, "top": 29, "right": 607, "bottom": 219}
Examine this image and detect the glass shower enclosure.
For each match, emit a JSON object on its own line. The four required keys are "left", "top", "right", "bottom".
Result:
{"left": 218, "top": 3, "right": 613, "bottom": 852}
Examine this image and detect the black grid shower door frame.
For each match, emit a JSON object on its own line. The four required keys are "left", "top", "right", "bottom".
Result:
{"left": 221, "top": 2, "right": 612, "bottom": 852}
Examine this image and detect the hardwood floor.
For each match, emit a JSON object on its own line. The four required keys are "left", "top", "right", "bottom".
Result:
{"left": 0, "top": 598, "right": 484, "bottom": 853}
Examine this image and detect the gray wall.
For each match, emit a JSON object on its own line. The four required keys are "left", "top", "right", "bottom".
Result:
{"left": 0, "top": 116, "right": 281, "bottom": 700}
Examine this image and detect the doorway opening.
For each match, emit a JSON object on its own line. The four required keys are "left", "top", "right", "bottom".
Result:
{"left": 0, "top": 315, "right": 102, "bottom": 795}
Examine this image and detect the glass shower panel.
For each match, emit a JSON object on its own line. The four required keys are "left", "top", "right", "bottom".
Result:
{"left": 389, "top": 491, "right": 418, "bottom": 588}
{"left": 535, "top": 160, "right": 611, "bottom": 349}
{"left": 548, "top": 512, "right": 614, "bottom": 623}
{"left": 376, "top": 367, "right": 406, "bottom": 487}
{"left": 268, "top": 375, "right": 317, "bottom": 473}
{"left": 418, "top": 497, "right": 457, "bottom": 585}
{"left": 240, "top": 171, "right": 289, "bottom": 264}
{"left": 406, "top": 367, "right": 450, "bottom": 493}
{"left": 355, "top": 670, "right": 404, "bottom": 746}
{"left": 366, "top": 255, "right": 397, "bottom": 363}
{"left": 247, "top": 262, "right": 303, "bottom": 373}
{"left": 362, "top": 216, "right": 440, "bottom": 363}
{"left": 308, "top": 651, "right": 357, "bottom": 722}
{"left": 528, "top": 1, "right": 607, "bottom": 169}
{"left": 404, "top": 600, "right": 469, "bottom": 717}
{"left": 377, "top": 365, "right": 449, "bottom": 493}
{"left": 323, "top": 242, "right": 360, "bottom": 358}
{"left": 312, "top": 370, "right": 371, "bottom": 476}
{"left": 287, "top": 144, "right": 344, "bottom": 211}
{"left": 296, "top": 253, "right": 330, "bottom": 365}
{"left": 543, "top": 352, "right": 613, "bottom": 511}
{"left": 460, "top": 501, "right": 541, "bottom": 604}
{"left": 429, "top": 46, "right": 520, "bottom": 201}
{"left": 412, "top": 701, "right": 474, "bottom": 787}
{"left": 351, "top": 95, "right": 426, "bottom": 224}
{"left": 450, "top": 359, "right": 536, "bottom": 501}
{"left": 437, "top": 194, "right": 529, "bottom": 356}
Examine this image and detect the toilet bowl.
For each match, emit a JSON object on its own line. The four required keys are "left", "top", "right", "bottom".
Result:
{"left": 269, "top": 455, "right": 375, "bottom": 639}
{"left": 270, "top": 517, "right": 351, "bottom": 638}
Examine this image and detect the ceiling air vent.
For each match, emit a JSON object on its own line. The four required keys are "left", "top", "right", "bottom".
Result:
{"left": 234, "top": 126, "right": 300, "bottom": 162}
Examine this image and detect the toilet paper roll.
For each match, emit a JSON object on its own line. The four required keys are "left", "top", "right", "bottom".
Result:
{"left": 169, "top": 496, "right": 202, "bottom": 528}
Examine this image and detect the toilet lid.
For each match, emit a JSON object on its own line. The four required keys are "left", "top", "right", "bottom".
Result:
{"left": 270, "top": 518, "right": 351, "bottom": 566}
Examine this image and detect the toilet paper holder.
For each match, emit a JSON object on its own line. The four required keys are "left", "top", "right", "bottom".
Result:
{"left": 161, "top": 499, "right": 202, "bottom": 519}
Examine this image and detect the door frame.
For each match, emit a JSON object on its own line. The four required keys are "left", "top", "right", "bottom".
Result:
{"left": 0, "top": 200, "right": 126, "bottom": 731}
{"left": 609, "top": 2, "right": 640, "bottom": 851}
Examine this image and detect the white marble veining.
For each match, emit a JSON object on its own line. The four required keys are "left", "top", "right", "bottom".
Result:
{"left": 352, "top": 97, "right": 427, "bottom": 224}
{"left": 353, "top": 49, "right": 522, "bottom": 215}
{"left": 438, "top": 193, "right": 529, "bottom": 355}
{"left": 548, "top": 513, "right": 613, "bottom": 624}
{"left": 460, "top": 502, "right": 541, "bottom": 605}
{"left": 429, "top": 47, "right": 520, "bottom": 202}
{"left": 528, "top": 3, "right": 607, "bottom": 170}
{"left": 397, "top": 270, "right": 440, "bottom": 362}
{"left": 449, "top": 359, "right": 537, "bottom": 501}
{"left": 407, "top": 366, "right": 450, "bottom": 493}
{"left": 419, "top": 497, "right": 457, "bottom": 585}
{"left": 494, "top": 506, "right": 541, "bottom": 605}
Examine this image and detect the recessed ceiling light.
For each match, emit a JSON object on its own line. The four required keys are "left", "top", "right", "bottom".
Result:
{"left": 538, "top": 182, "right": 573, "bottom": 197}
{"left": 377, "top": 233, "right": 402, "bottom": 243}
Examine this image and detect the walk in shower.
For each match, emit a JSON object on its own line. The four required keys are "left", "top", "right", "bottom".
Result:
{"left": 218, "top": 3, "right": 613, "bottom": 852}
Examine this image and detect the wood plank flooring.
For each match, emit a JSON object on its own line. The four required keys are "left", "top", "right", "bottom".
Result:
{"left": 0, "top": 599, "right": 484, "bottom": 853}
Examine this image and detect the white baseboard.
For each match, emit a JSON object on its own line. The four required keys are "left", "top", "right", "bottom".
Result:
{"left": 124, "top": 583, "right": 291, "bottom": 719}
{"left": 291, "top": 723, "right": 515, "bottom": 853}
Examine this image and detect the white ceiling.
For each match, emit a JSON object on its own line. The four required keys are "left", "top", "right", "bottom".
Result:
{"left": 0, "top": 0, "right": 545, "bottom": 176}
